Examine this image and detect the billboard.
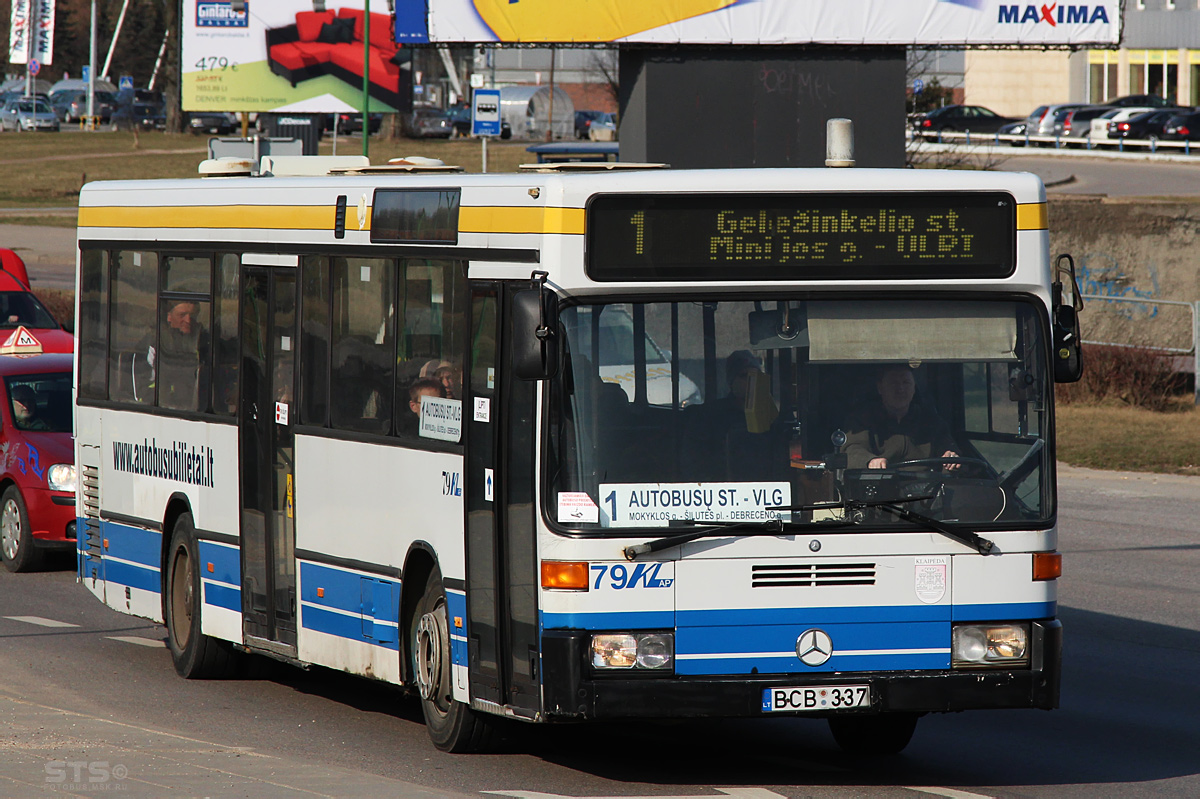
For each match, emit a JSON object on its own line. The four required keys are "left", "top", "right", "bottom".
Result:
{"left": 424, "top": 0, "right": 1121, "bottom": 46}
{"left": 182, "top": 1, "right": 413, "bottom": 113}
{"left": 9, "top": 0, "right": 56, "bottom": 66}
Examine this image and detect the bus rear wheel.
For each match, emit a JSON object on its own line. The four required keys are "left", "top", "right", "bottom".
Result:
{"left": 165, "top": 513, "right": 238, "bottom": 678}
{"left": 413, "top": 568, "right": 495, "bottom": 752}
{"left": 828, "top": 712, "right": 919, "bottom": 755}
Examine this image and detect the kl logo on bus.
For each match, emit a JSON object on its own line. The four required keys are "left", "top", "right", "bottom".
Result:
{"left": 442, "top": 471, "right": 462, "bottom": 497}
{"left": 591, "top": 562, "right": 673, "bottom": 590}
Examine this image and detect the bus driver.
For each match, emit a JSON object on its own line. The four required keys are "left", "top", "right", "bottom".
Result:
{"left": 841, "top": 364, "right": 960, "bottom": 471}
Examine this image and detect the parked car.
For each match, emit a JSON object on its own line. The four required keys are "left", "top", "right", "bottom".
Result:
{"left": 407, "top": 107, "right": 453, "bottom": 138}
{"left": 111, "top": 101, "right": 166, "bottom": 131}
{"left": 0, "top": 350, "right": 76, "bottom": 572}
{"left": 49, "top": 89, "right": 116, "bottom": 124}
{"left": 324, "top": 112, "right": 383, "bottom": 135}
{"left": 1109, "top": 109, "right": 1185, "bottom": 147}
{"left": 912, "top": 104, "right": 1019, "bottom": 138}
{"left": 185, "top": 111, "right": 238, "bottom": 135}
{"left": 1089, "top": 107, "right": 1154, "bottom": 143}
{"left": 1108, "top": 94, "right": 1178, "bottom": 109}
{"left": 587, "top": 112, "right": 617, "bottom": 141}
{"left": 574, "top": 110, "right": 608, "bottom": 139}
{"left": 1161, "top": 110, "right": 1200, "bottom": 142}
{"left": 0, "top": 97, "right": 60, "bottom": 132}
{"left": 1053, "top": 105, "right": 1115, "bottom": 145}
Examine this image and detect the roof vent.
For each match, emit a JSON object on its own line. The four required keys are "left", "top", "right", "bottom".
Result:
{"left": 199, "top": 157, "right": 254, "bottom": 177}
{"left": 517, "top": 162, "right": 668, "bottom": 172}
{"left": 825, "top": 118, "right": 855, "bottom": 168}
{"left": 260, "top": 155, "right": 370, "bottom": 176}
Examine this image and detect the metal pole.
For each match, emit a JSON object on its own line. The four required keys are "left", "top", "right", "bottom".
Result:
{"left": 1194, "top": 301, "right": 1199, "bottom": 406}
{"left": 148, "top": 28, "right": 169, "bottom": 90}
{"left": 481, "top": 136, "right": 487, "bottom": 173}
{"left": 88, "top": 0, "right": 97, "bottom": 129}
{"left": 101, "top": 0, "right": 132, "bottom": 81}
{"left": 362, "top": 0, "right": 371, "bottom": 160}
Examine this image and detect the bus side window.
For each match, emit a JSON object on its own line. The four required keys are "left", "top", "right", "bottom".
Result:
{"left": 78, "top": 249, "right": 109, "bottom": 400}
{"left": 300, "top": 255, "right": 331, "bottom": 426}
{"left": 108, "top": 250, "right": 158, "bottom": 405}
{"left": 211, "top": 254, "right": 240, "bottom": 416}
{"left": 330, "top": 257, "right": 394, "bottom": 434}
{"left": 396, "top": 259, "right": 466, "bottom": 444}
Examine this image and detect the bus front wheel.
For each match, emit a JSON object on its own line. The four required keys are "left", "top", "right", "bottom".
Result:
{"left": 165, "top": 513, "right": 238, "bottom": 678}
{"left": 828, "top": 712, "right": 919, "bottom": 755}
{"left": 413, "top": 568, "right": 496, "bottom": 752}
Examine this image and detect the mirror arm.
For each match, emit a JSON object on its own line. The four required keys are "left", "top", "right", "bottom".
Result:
{"left": 531, "top": 270, "right": 554, "bottom": 342}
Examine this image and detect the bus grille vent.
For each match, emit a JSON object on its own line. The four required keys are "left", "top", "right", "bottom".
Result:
{"left": 751, "top": 562, "right": 876, "bottom": 588}
{"left": 82, "top": 465, "right": 101, "bottom": 555}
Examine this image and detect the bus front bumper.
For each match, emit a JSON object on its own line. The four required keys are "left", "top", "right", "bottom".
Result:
{"left": 541, "top": 619, "right": 1061, "bottom": 720}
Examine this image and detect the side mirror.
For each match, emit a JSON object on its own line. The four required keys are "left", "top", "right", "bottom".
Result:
{"left": 511, "top": 277, "right": 559, "bottom": 380}
{"left": 1052, "top": 253, "right": 1084, "bottom": 383}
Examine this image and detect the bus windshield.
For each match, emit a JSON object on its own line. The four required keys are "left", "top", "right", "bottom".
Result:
{"left": 548, "top": 298, "right": 1050, "bottom": 531}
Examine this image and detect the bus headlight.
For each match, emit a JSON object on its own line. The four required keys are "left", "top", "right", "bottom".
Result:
{"left": 952, "top": 623, "right": 1029, "bottom": 668}
{"left": 47, "top": 464, "right": 77, "bottom": 493}
{"left": 591, "top": 632, "right": 674, "bottom": 671}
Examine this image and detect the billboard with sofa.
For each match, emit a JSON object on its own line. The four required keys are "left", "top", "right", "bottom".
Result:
{"left": 182, "top": 1, "right": 415, "bottom": 113}
{"left": 423, "top": 0, "right": 1120, "bottom": 46}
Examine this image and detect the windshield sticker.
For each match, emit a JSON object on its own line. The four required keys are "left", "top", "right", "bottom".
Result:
{"left": 598, "top": 482, "right": 791, "bottom": 528}
{"left": 558, "top": 492, "right": 600, "bottom": 524}
{"left": 915, "top": 556, "right": 948, "bottom": 604}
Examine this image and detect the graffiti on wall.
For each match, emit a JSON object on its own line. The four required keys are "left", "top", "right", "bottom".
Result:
{"left": 1078, "top": 254, "right": 1159, "bottom": 320}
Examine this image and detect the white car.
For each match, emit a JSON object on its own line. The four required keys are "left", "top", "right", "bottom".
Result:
{"left": 0, "top": 97, "right": 60, "bottom": 132}
{"left": 1090, "top": 107, "right": 1154, "bottom": 142}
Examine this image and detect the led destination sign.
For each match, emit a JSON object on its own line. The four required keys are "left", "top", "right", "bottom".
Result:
{"left": 586, "top": 192, "right": 1016, "bottom": 281}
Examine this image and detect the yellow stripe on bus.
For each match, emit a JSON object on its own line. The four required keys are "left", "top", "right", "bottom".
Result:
{"left": 1016, "top": 203, "right": 1047, "bottom": 231}
{"left": 459, "top": 206, "right": 585, "bottom": 235}
{"left": 78, "top": 205, "right": 361, "bottom": 231}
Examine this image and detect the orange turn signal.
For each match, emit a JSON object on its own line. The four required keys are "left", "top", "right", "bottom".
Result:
{"left": 1033, "top": 552, "right": 1062, "bottom": 581}
{"left": 541, "top": 561, "right": 589, "bottom": 590}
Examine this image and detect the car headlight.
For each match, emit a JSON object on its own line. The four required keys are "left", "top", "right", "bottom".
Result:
{"left": 47, "top": 464, "right": 77, "bottom": 493}
{"left": 591, "top": 632, "right": 674, "bottom": 671}
{"left": 952, "top": 623, "right": 1029, "bottom": 668}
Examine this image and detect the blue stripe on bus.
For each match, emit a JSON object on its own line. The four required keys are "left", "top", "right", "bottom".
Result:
{"left": 300, "top": 603, "right": 400, "bottom": 652}
{"left": 103, "top": 557, "right": 160, "bottom": 593}
{"left": 446, "top": 589, "right": 467, "bottom": 668}
{"left": 198, "top": 540, "right": 240, "bottom": 588}
{"left": 102, "top": 521, "right": 161, "bottom": 569}
{"left": 541, "top": 610, "right": 676, "bottom": 630}
{"left": 299, "top": 561, "right": 375, "bottom": 615}
{"left": 203, "top": 581, "right": 241, "bottom": 612}
{"left": 677, "top": 604, "right": 950, "bottom": 626}
{"left": 954, "top": 601, "right": 1055, "bottom": 621}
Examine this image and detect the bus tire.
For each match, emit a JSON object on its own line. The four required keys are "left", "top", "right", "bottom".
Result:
{"left": 165, "top": 513, "right": 238, "bottom": 679}
{"left": 1, "top": 486, "right": 42, "bottom": 573}
{"left": 413, "top": 567, "right": 496, "bottom": 752}
{"left": 828, "top": 712, "right": 919, "bottom": 755}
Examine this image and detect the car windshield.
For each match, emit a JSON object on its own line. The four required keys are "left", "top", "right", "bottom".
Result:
{"left": 16, "top": 100, "right": 50, "bottom": 113}
{"left": 548, "top": 298, "right": 1050, "bottom": 532}
{"left": 0, "top": 291, "right": 59, "bottom": 329}
{"left": 5, "top": 372, "right": 72, "bottom": 433}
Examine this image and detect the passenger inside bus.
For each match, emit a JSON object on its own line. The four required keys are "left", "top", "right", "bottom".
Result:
{"left": 156, "top": 299, "right": 210, "bottom": 411}
{"left": 402, "top": 377, "right": 446, "bottom": 437}
{"left": 841, "top": 364, "right": 960, "bottom": 471}
{"left": 684, "top": 350, "right": 782, "bottom": 481}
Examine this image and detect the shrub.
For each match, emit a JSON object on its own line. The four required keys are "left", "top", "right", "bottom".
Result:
{"left": 1057, "top": 344, "right": 1185, "bottom": 412}
{"left": 34, "top": 288, "right": 75, "bottom": 334}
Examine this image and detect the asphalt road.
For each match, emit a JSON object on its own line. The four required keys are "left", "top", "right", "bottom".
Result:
{"left": 1, "top": 464, "right": 1197, "bottom": 798}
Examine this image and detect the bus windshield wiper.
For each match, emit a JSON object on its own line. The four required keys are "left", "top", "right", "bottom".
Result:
{"left": 770, "top": 495, "right": 995, "bottom": 555}
{"left": 622, "top": 518, "right": 788, "bottom": 561}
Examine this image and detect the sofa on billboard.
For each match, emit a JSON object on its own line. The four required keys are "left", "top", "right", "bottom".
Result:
{"left": 266, "top": 7, "right": 409, "bottom": 111}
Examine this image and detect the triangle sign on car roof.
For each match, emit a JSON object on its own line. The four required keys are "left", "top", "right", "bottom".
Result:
{"left": 0, "top": 326, "right": 43, "bottom": 356}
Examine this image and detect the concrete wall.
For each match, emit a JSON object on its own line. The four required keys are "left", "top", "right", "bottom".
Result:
{"left": 1050, "top": 197, "right": 1200, "bottom": 351}
{"left": 964, "top": 50, "right": 1074, "bottom": 117}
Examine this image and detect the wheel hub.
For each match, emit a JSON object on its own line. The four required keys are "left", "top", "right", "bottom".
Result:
{"left": 415, "top": 611, "right": 444, "bottom": 701}
{"left": 1, "top": 499, "right": 20, "bottom": 561}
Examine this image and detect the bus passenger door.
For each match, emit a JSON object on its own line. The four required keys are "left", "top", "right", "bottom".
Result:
{"left": 239, "top": 267, "right": 298, "bottom": 654}
{"left": 464, "top": 284, "right": 542, "bottom": 718}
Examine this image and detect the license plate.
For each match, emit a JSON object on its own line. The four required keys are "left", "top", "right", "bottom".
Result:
{"left": 762, "top": 684, "right": 871, "bottom": 712}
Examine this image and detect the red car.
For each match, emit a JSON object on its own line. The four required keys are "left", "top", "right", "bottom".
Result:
{"left": 0, "top": 249, "right": 73, "bottom": 354}
{"left": 0, "top": 347, "right": 75, "bottom": 571}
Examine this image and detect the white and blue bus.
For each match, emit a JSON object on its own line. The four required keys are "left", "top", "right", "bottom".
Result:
{"left": 75, "top": 157, "right": 1081, "bottom": 753}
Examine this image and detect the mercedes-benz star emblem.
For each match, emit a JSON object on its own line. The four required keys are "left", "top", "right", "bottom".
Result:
{"left": 796, "top": 628, "right": 833, "bottom": 667}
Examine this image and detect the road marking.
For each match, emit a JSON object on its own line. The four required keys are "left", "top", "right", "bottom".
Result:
{"left": 3, "top": 615, "right": 79, "bottom": 628}
{"left": 908, "top": 788, "right": 995, "bottom": 799}
{"left": 107, "top": 636, "right": 166, "bottom": 648}
{"left": 485, "top": 789, "right": 787, "bottom": 799}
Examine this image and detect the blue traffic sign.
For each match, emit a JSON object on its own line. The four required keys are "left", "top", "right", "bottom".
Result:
{"left": 28, "top": 60, "right": 40, "bottom": 76}
{"left": 119, "top": 76, "right": 134, "bottom": 91}
{"left": 913, "top": 78, "right": 924, "bottom": 95}
{"left": 82, "top": 65, "right": 91, "bottom": 83}
{"left": 472, "top": 89, "right": 502, "bottom": 137}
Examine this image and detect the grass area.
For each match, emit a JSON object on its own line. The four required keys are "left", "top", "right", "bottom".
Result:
{"left": 1056, "top": 401, "right": 1200, "bottom": 475}
{"left": 0, "top": 130, "right": 539, "bottom": 212}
